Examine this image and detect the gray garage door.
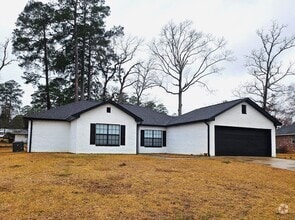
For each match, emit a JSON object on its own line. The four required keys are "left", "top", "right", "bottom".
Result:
{"left": 215, "top": 126, "right": 271, "bottom": 156}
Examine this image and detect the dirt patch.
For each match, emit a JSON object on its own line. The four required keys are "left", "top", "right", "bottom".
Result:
{"left": 83, "top": 180, "right": 132, "bottom": 195}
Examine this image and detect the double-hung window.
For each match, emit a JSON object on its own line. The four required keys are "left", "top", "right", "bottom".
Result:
{"left": 96, "top": 124, "right": 120, "bottom": 146}
{"left": 90, "top": 123, "right": 122, "bottom": 146}
{"left": 141, "top": 130, "right": 166, "bottom": 147}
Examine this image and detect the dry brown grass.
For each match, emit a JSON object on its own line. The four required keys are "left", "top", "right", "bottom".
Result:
{"left": 0, "top": 150, "right": 294, "bottom": 219}
{"left": 277, "top": 153, "right": 295, "bottom": 160}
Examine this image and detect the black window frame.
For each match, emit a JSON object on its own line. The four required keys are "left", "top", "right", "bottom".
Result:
{"left": 95, "top": 123, "right": 120, "bottom": 146}
{"left": 242, "top": 104, "right": 247, "bottom": 114}
{"left": 142, "top": 130, "right": 165, "bottom": 148}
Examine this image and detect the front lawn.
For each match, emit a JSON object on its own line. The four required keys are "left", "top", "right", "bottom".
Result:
{"left": 0, "top": 150, "right": 294, "bottom": 219}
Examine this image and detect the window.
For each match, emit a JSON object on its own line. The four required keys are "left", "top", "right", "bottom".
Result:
{"left": 95, "top": 124, "right": 120, "bottom": 146}
{"left": 292, "top": 136, "right": 295, "bottom": 144}
{"left": 141, "top": 130, "right": 166, "bottom": 147}
{"left": 242, "top": 104, "right": 247, "bottom": 114}
{"left": 106, "top": 107, "right": 111, "bottom": 113}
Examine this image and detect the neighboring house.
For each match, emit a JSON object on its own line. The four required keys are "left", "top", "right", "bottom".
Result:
{"left": 276, "top": 123, "right": 295, "bottom": 153}
{"left": 12, "top": 129, "right": 28, "bottom": 143}
{"left": 24, "top": 98, "right": 281, "bottom": 157}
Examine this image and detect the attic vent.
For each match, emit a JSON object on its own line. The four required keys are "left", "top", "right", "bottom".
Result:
{"left": 242, "top": 104, "right": 247, "bottom": 114}
{"left": 107, "top": 107, "right": 111, "bottom": 113}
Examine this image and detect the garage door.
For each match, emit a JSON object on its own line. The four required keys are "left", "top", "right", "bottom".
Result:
{"left": 215, "top": 126, "right": 271, "bottom": 156}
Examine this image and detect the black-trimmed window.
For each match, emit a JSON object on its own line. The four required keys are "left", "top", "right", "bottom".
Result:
{"left": 96, "top": 124, "right": 120, "bottom": 146}
{"left": 242, "top": 104, "right": 247, "bottom": 114}
{"left": 141, "top": 130, "right": 166, "bottom": 147}
{"left": 90, "top": 123, "right": 126, "bottom": 146}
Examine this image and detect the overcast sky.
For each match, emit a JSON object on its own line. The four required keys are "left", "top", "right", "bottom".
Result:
{"left": 1, "top": 0, "right": 295, "bottom": 114}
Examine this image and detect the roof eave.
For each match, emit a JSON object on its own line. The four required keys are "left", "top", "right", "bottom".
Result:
{"left": 23, "top": 117, "right": 68, "bottom": 122}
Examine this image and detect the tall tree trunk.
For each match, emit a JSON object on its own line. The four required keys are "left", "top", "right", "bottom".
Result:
{"left": 178, "top": 73, "right": 182, "bottom": 116}
{"left": 178, "top": 90, "right": 182, "bottom": 116}
{"left": 102, "top": 80, "right": 108, "bottom": 101}
{"left": 262, "top": 78, "right": 268, "bottom": 110}
{"left": 73, "top": 0, "right": 79, "bottom": 102}
{"left": 43, "top": 26, "right": 51, "bottom": 110}
{"left": 87, "top": 38, "right": 92, "bottom": 100}
{"left": 80, "top": 4, "right": 87, "bottom": 101}
{"left": 80, "top": 37, "right": 86, "bottom": 101}
{"left": 262, "top": 68, "right": 270, "bottom": 110}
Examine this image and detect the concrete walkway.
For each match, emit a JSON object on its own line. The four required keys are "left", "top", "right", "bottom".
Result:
{"left": 222, "top": 156, "right": 295, "bottom": 171}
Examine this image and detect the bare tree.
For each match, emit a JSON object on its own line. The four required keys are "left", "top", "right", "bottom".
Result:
{"left": 268, "top": 84, "right": 295, "bottom": 125}
{"left": 244, "top": 21, "right": 295, "bottom": 110}
{"left": 114, "top": 35, "right": 143, "bottom": 103}
{"left": 150, "top": 20, "right": 231, "bottom": 115}
{"left": 132, "top": 58, "right": 156, "bottom": 105}
{"left": 0, "top": 39, "right": 14, "bottom": 72}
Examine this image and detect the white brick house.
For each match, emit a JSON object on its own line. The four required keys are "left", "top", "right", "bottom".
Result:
{"left": 25, "top": 98, "right": 281, "bottom": 156}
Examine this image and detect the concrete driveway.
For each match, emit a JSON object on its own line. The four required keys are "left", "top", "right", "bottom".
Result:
{"left": 221, "top": 157, "right": 295, "bottom": 171}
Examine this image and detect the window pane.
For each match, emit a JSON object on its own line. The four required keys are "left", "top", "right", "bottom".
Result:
{"left": 144, "top": 130, "right": 153, "bottom": 138}
{"left": 96, "top": 124, "right": 108, "bottom": 134}
{"left": 109, "top": 125, "right": 120, "bottom": 134}
{"left": 96, "top": 134, "right": 108, "bottom": 145}
{"left": 144, "top": 138, "right": 153, "bottom": 146}
{"left": 153, "top": 138, "right": 162, "bottom": 146}
{"left": 109, "top": 134, "right": 119, "bottom": 145}
{"left": 154, "top": 130, "right": 162, "bottom": 138}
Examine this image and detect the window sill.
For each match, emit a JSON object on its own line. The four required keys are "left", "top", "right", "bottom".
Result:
{"left": 142, "top": 146, "right": 163, "bottom": 148}
{"left": 95, "top": 145, "right": 121, "bottom": 147}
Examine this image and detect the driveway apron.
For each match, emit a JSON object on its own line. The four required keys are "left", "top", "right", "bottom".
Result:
{"left": 221, "top": 157, "right": 295, "bottom": 171}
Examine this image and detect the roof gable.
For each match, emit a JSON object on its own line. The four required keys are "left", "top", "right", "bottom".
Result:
{"left": 167, "top": 98, "right": 281, "bottom": 126}
{"left": 25, "top": 100, "right": 143, "bottom": 122}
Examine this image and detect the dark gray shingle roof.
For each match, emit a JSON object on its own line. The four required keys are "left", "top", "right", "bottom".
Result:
{"left": 276, "top": 123, "right": 295, "bottom": 135}
{"left": 25, "top": 98, "right": 281, "bottom": 127}
{"left": 168, "top": 99, "right": 244, "bottom": 126}
{"left": 120, "top": 103, "right": 173, "bottom": 126}
{"left": 26, "top": 100, "right": 100, "bottom": 121}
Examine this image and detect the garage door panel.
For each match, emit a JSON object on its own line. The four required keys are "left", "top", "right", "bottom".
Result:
{"left": 215, "top": 126, "right": 271, "bottom": 156}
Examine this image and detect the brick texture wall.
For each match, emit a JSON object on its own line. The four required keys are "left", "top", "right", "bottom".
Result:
{"left": 276, "top": 135, "right": 295, "bottom": 153}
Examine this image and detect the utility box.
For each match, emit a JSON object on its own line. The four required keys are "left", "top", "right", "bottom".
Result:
{"left": 13, "top": 142, "right": 24, "bottom": 152}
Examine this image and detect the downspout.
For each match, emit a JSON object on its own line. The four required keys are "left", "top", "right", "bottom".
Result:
{"left": 28, "top": 120, "right": 33, "bottom": 153}
{"left": 204, "top": 121, "right": 210, "bottom": 157}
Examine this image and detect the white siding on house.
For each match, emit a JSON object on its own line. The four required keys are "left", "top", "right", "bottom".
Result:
{"left": 209, "top": 102, "right": 276, "bottom": 157}
{"left": 73, "top": 104, "right": 137, "bottom": 154}
{"left": 69, "top": 119, "right": 78, "bottom": 153}
{"left": 138, "top": 126, "right": 167, "bottom": 154}
{"left": 30, "top": 120, "right": 70, "bottom": 152}
{"left": 167, "top": 123, "right": 208, "bottom": 155}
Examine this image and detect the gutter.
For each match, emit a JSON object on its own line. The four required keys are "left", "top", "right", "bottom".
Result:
{"left": 204, "top": 121, "right": 210, "bottom": 156}
{"left": 28, "top": 120, "right": 33, "bottom": 153}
